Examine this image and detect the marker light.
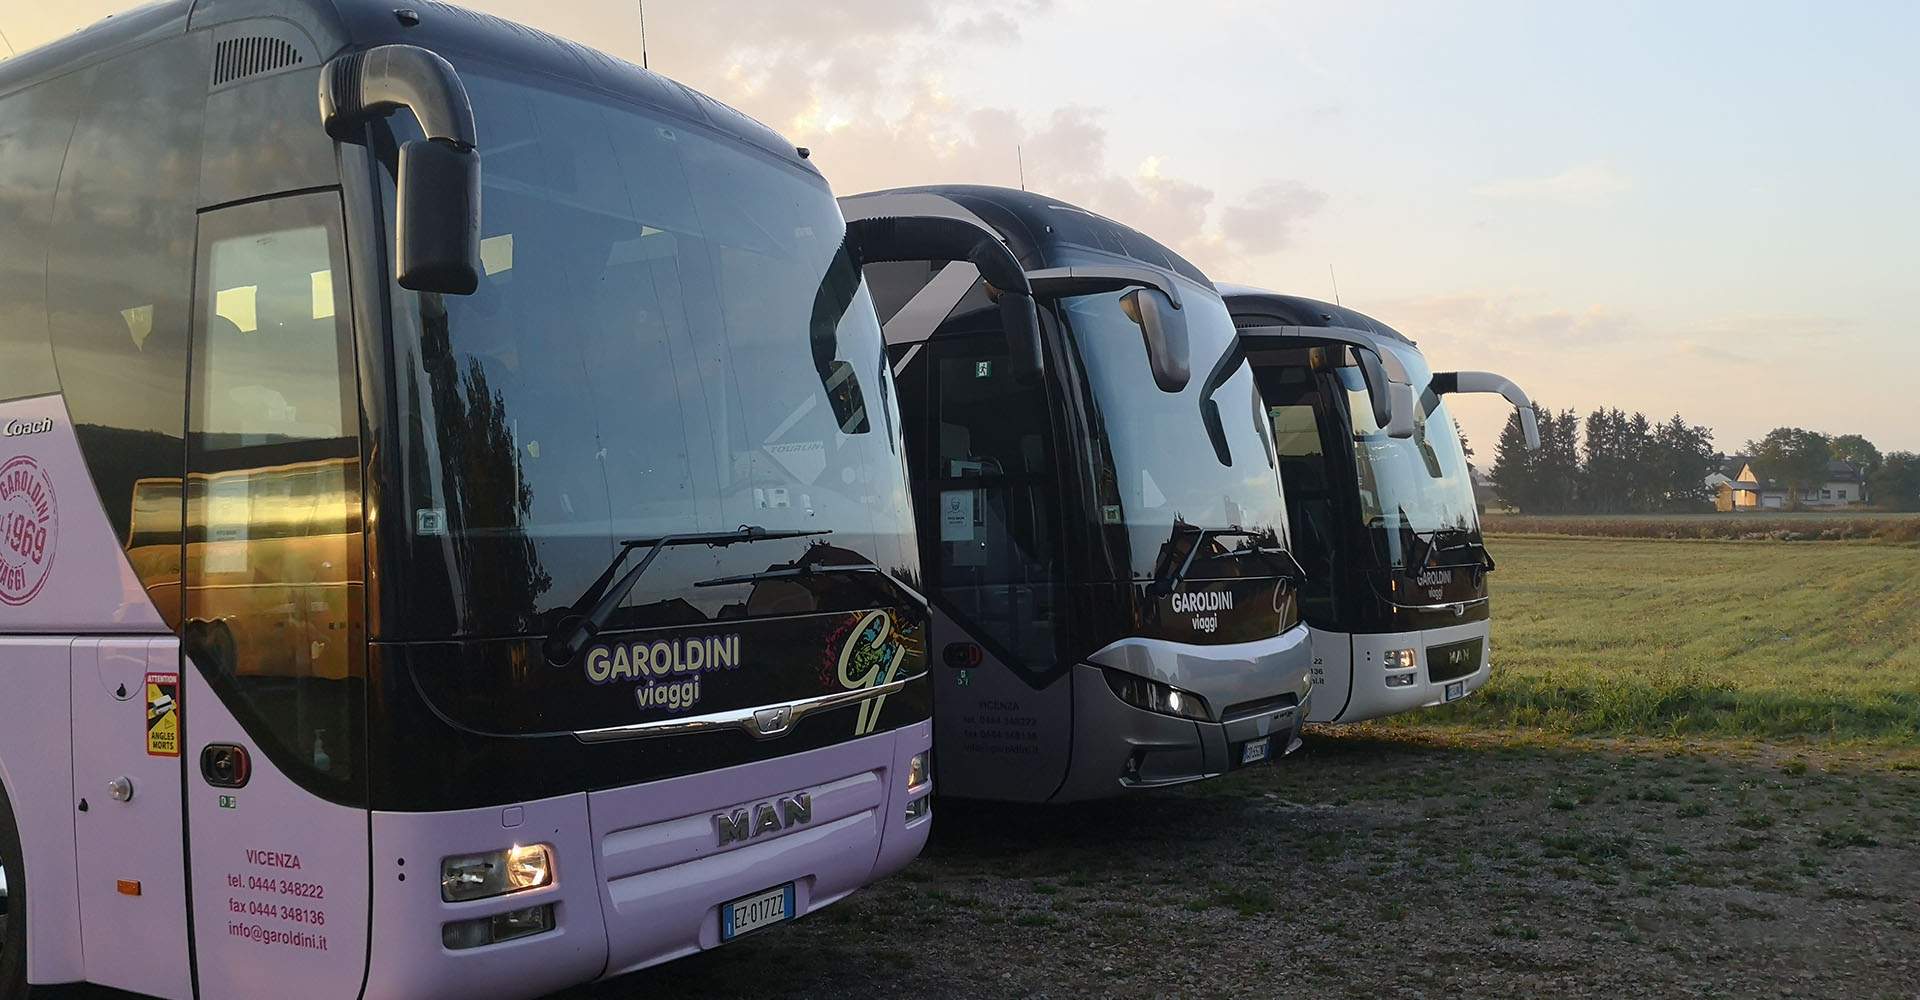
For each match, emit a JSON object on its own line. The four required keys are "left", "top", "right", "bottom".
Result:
{"left": 906, "top": 751, "right": 931, "bottom": 793}
{"left": 441, "top": 844, "right": 554, "bottom": 903}
{"left": 1383, "top": 649, "right": 1418, "bottom": 671}
{"left": 441, "top": 903, "right": 556, "bottom": 950}
{"left": 1104, "top": 669, "right": 1211, "bottom": 721}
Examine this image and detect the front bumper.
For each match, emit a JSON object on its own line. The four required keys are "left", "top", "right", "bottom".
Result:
{"left": 1334, "top": 623, "right": 1491, "bottom": 723}
{"left": 1049, "top": 663, "right": 1311, "bottom": 803}
{"left": 360, "top": 720, "right": 933, "bottom": 1000}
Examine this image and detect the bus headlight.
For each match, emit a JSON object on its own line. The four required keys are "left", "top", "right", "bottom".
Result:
{"left": 1103, "top": 669, "right": 1211, "bottom": 721}
{"left": 906, "top": 751, "right": 931, "bottom": 793}
{"left": 441, "top": 843, "right": 554, "bottom": 903}
{"left": 1383, "top": 648, "right": 1417, "bottom": 670}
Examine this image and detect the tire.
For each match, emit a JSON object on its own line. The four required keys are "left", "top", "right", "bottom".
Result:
{"left": 0, "top": 779, "right": 30, "bottom": 998}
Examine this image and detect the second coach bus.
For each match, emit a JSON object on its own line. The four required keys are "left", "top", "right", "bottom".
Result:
{"left": 0, "top": 3, "right": 930, "bottom": 998}
{"left": 836, "top": 186, "right": 1314, "bottom": 803}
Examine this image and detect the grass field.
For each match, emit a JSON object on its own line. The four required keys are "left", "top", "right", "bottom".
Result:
{"left": 559, "top": 535, "right": 1920, "bottom": 1000}
{"left": 1483, "top": 511, "right": 1920, "bottom": 543}
{"left": 1397, "top": 536, "right": 1920, "bottom": 744}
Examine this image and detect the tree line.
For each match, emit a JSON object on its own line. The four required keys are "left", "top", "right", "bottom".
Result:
{"left": 1487, "top": 407, "right": 1920, "bottom": 514}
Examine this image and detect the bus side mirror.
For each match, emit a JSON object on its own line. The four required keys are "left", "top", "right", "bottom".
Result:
{"left": 999, "top": 292, "right": 1046, "bottom": 386}
{"left": 1352, "top": 348, "right": 1415, "bottom": 439}
{"left": 1120, "top": 287, "right": 1190, "bottom": 393}
{"left": 396, "top": 138, "right": 482, "bottom": 294}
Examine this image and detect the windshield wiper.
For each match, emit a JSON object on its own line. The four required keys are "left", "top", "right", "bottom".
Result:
{"left": 693, "top": 560, "right": 929, "bottom": 612}
{"left": 1417, "top": 528, "right": 1494, "bottom": 573}
{"left": 542, "top": 525, "right": 830, "bottom": 666}
{"left": 1146, "top": 526, "right": 1306, "bottom": 598}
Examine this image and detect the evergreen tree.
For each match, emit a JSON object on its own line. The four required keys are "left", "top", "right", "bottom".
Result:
{"left": 1869, "top": 452, "right": 1920, "bottom": 511}
{"left": 1490, "top": 405, "right": 1542, "bottom": 511}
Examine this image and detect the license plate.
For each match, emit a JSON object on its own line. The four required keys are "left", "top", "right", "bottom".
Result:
{"left": 721, "top": 883, "right": 795, "bottom": 941}
{"left": 1445, "top": 681, "right": 1465, "bottom": 702}
{"left": 1240, "top": 738, "right": 1272, "bottom": 765}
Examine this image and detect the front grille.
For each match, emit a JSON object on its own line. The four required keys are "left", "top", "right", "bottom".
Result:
{"left": 1427, "top": 638, "right": 1484, "bottom": 683}
{"left": 1222, "top": 691, "right": 1298, "bottom": 723}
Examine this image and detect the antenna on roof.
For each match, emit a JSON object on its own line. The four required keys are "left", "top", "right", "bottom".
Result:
{"left": 0, "top": 24, "right": 16, "bottom": 57}
{"left": 1328, "top": 264, "right": 1341, "bottom": 306}
{"left": 635, "top": 0, "right": 649, "bottom": 69}
{"left": 1016, "top": 145, "right": 1027, "bottom": 191}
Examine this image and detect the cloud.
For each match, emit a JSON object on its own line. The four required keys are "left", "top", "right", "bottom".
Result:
{"left": 630, "top": 1, "right": 1323, "bottom": 275}
{"left": 1474, "top": 162, "right": 1632, "bottom": 202}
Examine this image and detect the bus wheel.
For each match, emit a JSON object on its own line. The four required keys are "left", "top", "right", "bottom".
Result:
{"left": 0, "top": 781, "right": 28, "bottom": 997}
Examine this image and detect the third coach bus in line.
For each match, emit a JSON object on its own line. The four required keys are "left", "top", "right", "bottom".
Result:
{"left": 1217, "top": 286, "right": 1539, "bottom": 723}
{"left": 834, "top": 186, "right": 1314, "bottom": 803}
{"left": 0, "top": 2, "right": 931, "bottom": 997}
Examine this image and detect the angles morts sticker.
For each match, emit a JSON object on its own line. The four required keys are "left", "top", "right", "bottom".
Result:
{"left": 146, "top": 672, "right": 180, "bottom": 757}
{"left": 0, "top": 454, "right": 56, "bottom": 606}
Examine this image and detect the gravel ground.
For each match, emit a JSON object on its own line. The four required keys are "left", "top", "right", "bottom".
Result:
{"left": 577, "top": 729, "right": 1920, "bottom": 1000}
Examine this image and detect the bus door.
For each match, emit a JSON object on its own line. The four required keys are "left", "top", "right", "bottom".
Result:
{"left": 181, "top": 193, "right": 371, "bottom": 1000}
{"left": 69, "top": 636, "right": 192, "bottom": 999}
{"left": 913, "top": 327, "right": 1073, "bottom": 801}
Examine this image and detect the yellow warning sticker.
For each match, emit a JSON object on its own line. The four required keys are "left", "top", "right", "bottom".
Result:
{"left": 146, "top": 672, "right": 179, "bottom": 758}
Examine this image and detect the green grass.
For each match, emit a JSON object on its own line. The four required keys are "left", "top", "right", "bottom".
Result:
{"left": 1384, "top": 536, "right": 1920, "bottom": 744}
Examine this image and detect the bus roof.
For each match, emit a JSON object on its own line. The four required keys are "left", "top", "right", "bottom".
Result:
{"left": 1217, "top": 284, "right": 1415, "bottom": 347}
{"left": 0, "top": 0, "right": 812, "bottom": 176}
{"left": 845, "top": 184, "right": 1213, "bottom": 287}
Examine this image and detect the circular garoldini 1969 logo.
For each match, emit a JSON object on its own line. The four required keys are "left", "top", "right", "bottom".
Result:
{"left": 0, "top": 455, "right": 57, "bottom": 606}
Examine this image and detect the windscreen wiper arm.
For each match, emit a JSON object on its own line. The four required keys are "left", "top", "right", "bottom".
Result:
{"left": 692, "top": 561, "right": 930, "bottom": 611}
{"left": 543, "top": 525, "right": 830, "bottom": 666}
{"left": 1146, "top": 527, "right": 1306, "bottom": 598}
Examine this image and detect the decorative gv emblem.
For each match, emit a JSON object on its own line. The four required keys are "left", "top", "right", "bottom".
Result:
{"left": 836, "top": 610, "right": 907, "bottom": 737}
{"left": 715, "top": 793, "right": 813, "bottom": 847}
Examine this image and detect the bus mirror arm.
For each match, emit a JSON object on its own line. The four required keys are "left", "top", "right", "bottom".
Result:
{"left": 1432, "top": 371, "right": 1541, "bottom": 450}
{"left": 843, "top": 215, "right": 1046, "bottom": 385}
{"left": 320, "top": 45, "right": 483, "bottom": 295}
{"left": 1236, "top": 325, "right": 1415, "bottom": 439}
{"left": 1196, "top": 343, "right": 1249, "bottom": 467}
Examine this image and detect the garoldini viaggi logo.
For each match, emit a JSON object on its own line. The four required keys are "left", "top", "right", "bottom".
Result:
{"left": 584, "top": 632, "right": 742, "bottom": 714}
{"left": 825, "top": 610, "right": 909, "bottom": 737}
{"left": 0, "top": 455, "right": 57, "bottom": 607}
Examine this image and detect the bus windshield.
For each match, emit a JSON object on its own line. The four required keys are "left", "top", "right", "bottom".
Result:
{"left": 1338, "top": 349, "right": 1480, "bottom": 558}
{"left": 386, "top": 70, "right": 918, "bottom": 640}
{"left": 1058, "top": 278, "right": 1291, "bottom": 580}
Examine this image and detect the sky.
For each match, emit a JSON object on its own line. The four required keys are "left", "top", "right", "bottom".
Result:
{"left": 8, "top": 1, "right": 1917, "bottom": 457}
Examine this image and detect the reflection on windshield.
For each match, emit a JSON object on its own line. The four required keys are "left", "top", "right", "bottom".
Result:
{"left": 1339, "top": 358, "right": 1479, "bottom": 566}
{"left": 1058, "top": 280, "right": 1291, "bottom": 581}
{"left": 386, "top": 70, "right": 918, "bottom": 638}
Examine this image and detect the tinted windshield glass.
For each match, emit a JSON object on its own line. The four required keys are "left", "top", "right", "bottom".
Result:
{"left": 1059, "top": 279, "right": 1291, "bottom": 580}
{"left": 1340, "top": 348, "right": 1479, "bottom": 549}
{"left": 386, "top": 72, "right": 917, "bottom": 638}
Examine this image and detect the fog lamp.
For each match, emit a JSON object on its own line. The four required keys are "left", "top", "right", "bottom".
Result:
{"left": 441, "top": 843, "right": 554, "bottom": 902}
{"left": 1384, "top": 672, "right": 1417, "bottom": 689}
{"left": 441, "top": 903, "right": 556, "bottom": 950}
{"left": 905, "top": 795, "right": 932, "bottom": 823}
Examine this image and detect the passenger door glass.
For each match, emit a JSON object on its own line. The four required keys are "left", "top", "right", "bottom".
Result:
{"left": 924, "top": 329, "right": 1059, "bottom": 668}
{"left": 185, "top": 192, "right": 363, "bottom": 800}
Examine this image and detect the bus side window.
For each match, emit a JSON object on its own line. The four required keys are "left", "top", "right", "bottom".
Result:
{"left": 185, "top": 193, "right": 364, "bottom": 801}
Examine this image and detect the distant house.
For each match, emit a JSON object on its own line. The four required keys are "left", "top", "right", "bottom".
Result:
{"left": 1709, "top": 457, "right": 1867, "bottom": 511}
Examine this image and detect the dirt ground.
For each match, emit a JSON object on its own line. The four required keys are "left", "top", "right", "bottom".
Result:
{"left": 582, "top": 729, "right": 1920, "bottom": 1000}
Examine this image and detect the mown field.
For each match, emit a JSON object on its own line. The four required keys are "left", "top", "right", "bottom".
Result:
{"left": 1483, "top": 511, "right": 1920, "bottom": 543}
{"left": 573, "top": 535, "right": 1920, "bottom": 1000}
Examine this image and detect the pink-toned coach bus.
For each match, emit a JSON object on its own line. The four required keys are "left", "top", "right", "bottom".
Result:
{"left": 0, "top": 3, "right": 932, "bottom": 997}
